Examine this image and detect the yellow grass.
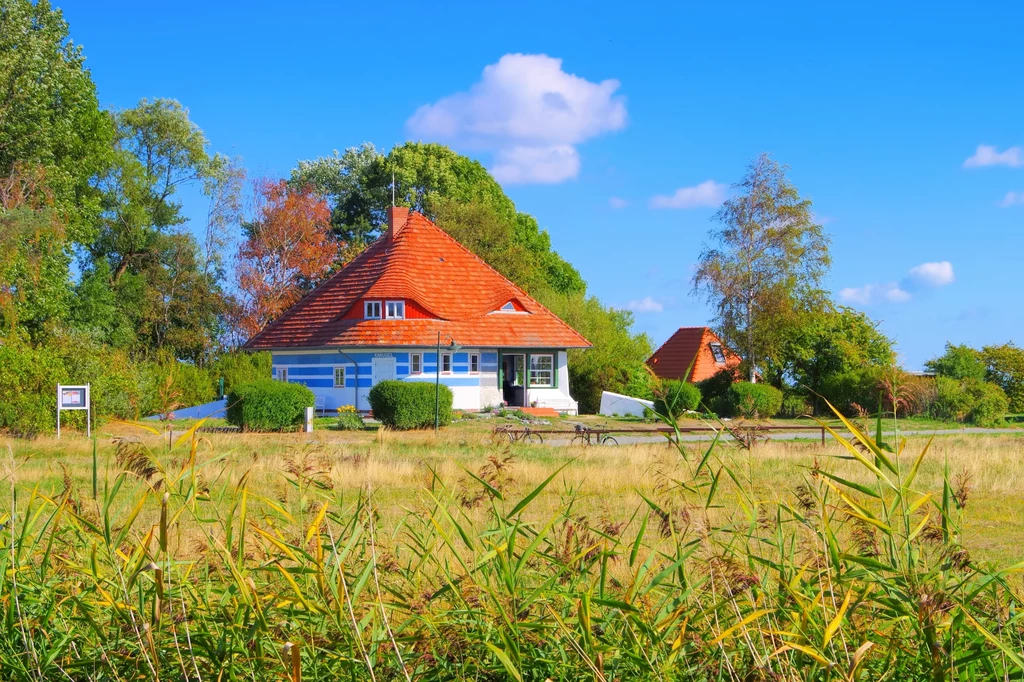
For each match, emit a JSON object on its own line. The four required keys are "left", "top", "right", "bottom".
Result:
{"left": 5, "top": 422, "right": 1024, "bottom": 565}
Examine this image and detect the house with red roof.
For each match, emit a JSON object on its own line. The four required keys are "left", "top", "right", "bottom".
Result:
{"left": 646, "top": 326, "right": 742, "bottom": 383}
{"left": 244, "top": 207, "right": 591, "bottom": 414}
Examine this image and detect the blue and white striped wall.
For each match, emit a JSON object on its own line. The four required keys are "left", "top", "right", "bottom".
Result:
{"left": 270, "top": 349, "right": 500, "bottom": 412}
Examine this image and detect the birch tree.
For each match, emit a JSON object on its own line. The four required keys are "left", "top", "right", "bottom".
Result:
{"left": 692, "top": 154, "right": 831, "bottom": 381}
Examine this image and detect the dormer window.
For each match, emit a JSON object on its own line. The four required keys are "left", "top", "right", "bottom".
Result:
{"left": 500, "top": 302, "right": 515, "bottom": 311}
{"left": 385, "top": 300, "right": 405, "bottom": 319}
{"left": 709, "top": 342, "right": 727, "bottom": 364}
{"left": 364, "top": 301, "right": 382, "bottom": 319}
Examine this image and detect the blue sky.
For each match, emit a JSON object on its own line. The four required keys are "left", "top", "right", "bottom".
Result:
{"left": 59, "top": 1, "right": 1023, "bottom": 369}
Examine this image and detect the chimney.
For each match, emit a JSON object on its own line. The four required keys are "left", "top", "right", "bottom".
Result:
{"left": 387, "top": 206, "right": 410, "bottom": 240}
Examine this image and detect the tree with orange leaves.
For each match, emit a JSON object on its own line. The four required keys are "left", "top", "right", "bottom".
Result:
{"left": 232, "top": 179, "right": 337, "bottom": 341}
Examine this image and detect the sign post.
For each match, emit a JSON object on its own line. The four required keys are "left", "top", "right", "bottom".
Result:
{"left": 56, "top": 384, "right": 91, "bottom": 439}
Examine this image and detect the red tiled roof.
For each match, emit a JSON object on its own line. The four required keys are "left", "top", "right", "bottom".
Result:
{"left": 244, "top": 210, "right": 591, "bottom": 350}
{"left": 646, "top": 327, "right": 742, "bottom": 382}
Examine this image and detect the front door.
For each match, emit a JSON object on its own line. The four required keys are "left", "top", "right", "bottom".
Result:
{"left": 501, "top": 354, "right": 525, "bottom": 406}
{"left": 372, "top": 356, "right": 396, "bottom": 385}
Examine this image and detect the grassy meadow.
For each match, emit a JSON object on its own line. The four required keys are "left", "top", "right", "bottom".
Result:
{"left": 1, "top": 416, "right": 1023, "bottom": 680}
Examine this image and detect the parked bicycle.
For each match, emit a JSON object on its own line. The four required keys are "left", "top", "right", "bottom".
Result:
{"left": 570, "top": 424, "right": 618, "bottom": 447}
{"left": 492, "top": 424, "right": 545, "bottom": 445}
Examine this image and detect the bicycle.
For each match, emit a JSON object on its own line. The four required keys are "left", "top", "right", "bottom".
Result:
{"left": 570, "top": 424, "right": 618, "bottom": 447}
{"left": 492, "top": 424, "right": 545, "bottom": 445}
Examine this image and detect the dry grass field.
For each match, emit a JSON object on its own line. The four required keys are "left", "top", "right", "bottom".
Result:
{"left": 7, "top": 420, "right": 1024, "bottom": 565}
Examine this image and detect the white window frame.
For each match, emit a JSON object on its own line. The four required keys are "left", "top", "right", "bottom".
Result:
{"left": 385, "top": 300, "right": 405, "bottom": 319}
{"left": 470, "top": 353, "right": 479, "bottom": 373}
{"left": 334, "top": 366, "right": 345, "bottom": 388}
{"left": 441, "top": 353, "right": 452, "bottom": 374}
{"left": 277, "top": 367, "right": 288, "bottom": 382}
{"left": 410, "top": 353, "right": 422, "bottom": 374}
{"left": 364, "top": 301, "right": 382, "bottom": 319}
{"left": 528, "top": 354, "right": 554, "bottom": 388}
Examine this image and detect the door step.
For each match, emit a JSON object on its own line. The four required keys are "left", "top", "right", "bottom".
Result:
{"left": 518, "top": 407, "right": 560, "bottom": 418}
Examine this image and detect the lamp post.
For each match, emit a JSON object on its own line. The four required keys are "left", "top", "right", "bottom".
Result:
{"left": 435, "top": 331, "right": 460, "bottom": 432}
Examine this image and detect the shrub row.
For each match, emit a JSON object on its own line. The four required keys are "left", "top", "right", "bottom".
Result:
{"left": 369, "top": 380, "right": 453, "bottom": 429}
{"left": 931, "top": 376, "right": 1008, "bottom": 427}
{"left": 656, "top": 372, "right": 785, "bottom": 420}
{"left": 226, "top": 380, "right": 314, "bottom": 432}
{"left": 0, "top": 334, "right": 271, "bottom": 436}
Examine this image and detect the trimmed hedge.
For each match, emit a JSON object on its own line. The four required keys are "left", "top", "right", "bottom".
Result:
{"left": 728, "top": 382, "right": 784, "bottom": 418}
{"left": 369, "top": 380, "right": 453, "bottom": 429}
{"left": 226, "top": 380, "right": 314, "bottom": 432}
{"left": 652, "top": 380, "right": 701, "bottom": 419}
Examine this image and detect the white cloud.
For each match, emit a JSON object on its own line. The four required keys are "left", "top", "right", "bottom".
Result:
{"left": 999, "top": 191, "right": 1024, "bottom": 207}
{"left": 963, "top": 144, "right": 1022, "bottom": 168}
{"left": 490, "top": 145, "right": 579, "bottom": 184}
{"left": 908, "top": 261, "right": 955, "bottom": 288}
{"left": 839, "top": 283, "right": 911, "bottom": 305}
{"left": 649, "top": 180, "right": 726, "bottom": 209}
{"left": 840, "top": 261, "right": 954, "bottom": 305}
{"left": 626, "top": 296, "right": 664, "bottom": 313}
{"left": 608, "top": 196, "right": 630, "bottom": 209}
{"left": 406, "top": 53, "right": 627, "bottom": 184}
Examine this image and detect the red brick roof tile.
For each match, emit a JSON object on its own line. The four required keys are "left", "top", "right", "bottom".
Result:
{"left": 244, "top": 211, "right": 591, "bottom": 350}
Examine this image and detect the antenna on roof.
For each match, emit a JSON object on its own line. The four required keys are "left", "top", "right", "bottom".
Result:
{"left": 391, "top": 171, "right": 396, "bottom": 207}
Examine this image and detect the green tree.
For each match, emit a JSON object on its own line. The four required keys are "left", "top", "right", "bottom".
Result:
{"left": 980, "top": 343, "right": 1024, "bottom": 413}
{"left": 79, "top": 98, "right": 230, "bottom": 360}
{"left": 693, "top": 154, "right": 831, "bottom": 381}
{"left": 768, "top": 306, "right": 893, "bottom": 413}
{"left": 0, "top": 164, "right": 71, "bottom": 334}
{"left": 291, "top": 142, "right": 386, "bottom": 247}
{"left": 291, "top": 142, "right": 585, "bottom": 296}
{"left": 925, "top": 343, "right": 986, "bottom": 381}
{"left": 0, "top": 0, "right": 112, "bottom": 242}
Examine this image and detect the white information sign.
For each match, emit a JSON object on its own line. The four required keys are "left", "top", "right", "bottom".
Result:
{"left": 57, "top": 384, "right": 91, "bottom": 438}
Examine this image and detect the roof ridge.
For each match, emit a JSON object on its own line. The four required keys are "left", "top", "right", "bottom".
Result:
{"left": 399, "top": 212, "right": 589, "bottom": 345}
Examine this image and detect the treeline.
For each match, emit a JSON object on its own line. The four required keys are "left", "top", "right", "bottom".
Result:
{"left": 676, "top": 154, "right": 1020, "bottom": 426}
{"left": 0, "top": 0, "right": 651, "bottom": 432}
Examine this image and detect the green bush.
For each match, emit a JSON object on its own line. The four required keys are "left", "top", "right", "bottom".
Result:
{"left": 931, "top": 377, "right": 1008, "bottom": 427}
{"left": 0, "top": 335, "right": 145, "bottom": 434}
{"left": 697, "top": 369, "right": 734, "bottom": 415}
{"left": 226, "top": 380, "right": 314, "bottom": 432}
{"left": 368, "top": 380, "right": 452, "bottom": 429}
{"left": 652, "top": 380, "right": 701, "bottom": 419}
{"left": 819, "top": 366, "right": 884, "bottom": 416}
{"left": 729, "top": 382, "right": 784, "bottom": 419}
{"left": 780, "top": 394, "right": 811, "bottom": 418}
{"left": 966, "top": 381, "right": 1009, "bottom": 427}
{"left": 0, "top": 341, "right": 62, "bottom": 436}
{"left": 209, "top": 351, "right": 272, "bottom": 395}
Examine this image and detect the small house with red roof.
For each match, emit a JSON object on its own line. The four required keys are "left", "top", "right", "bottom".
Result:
{"left": 244, "top": 208, "right": 591, "bottom": 414}
{"left": 646, "top": 326, "right": 742, "bottom": 383}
